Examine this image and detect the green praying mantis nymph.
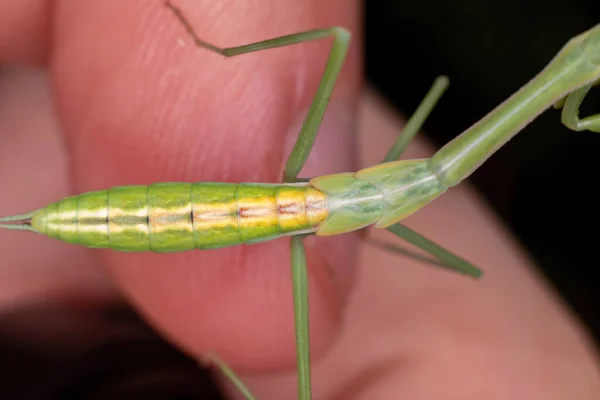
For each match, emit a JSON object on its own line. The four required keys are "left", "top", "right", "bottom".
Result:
{"left": 1, "top": 2, "right": 600, "bottom": 399}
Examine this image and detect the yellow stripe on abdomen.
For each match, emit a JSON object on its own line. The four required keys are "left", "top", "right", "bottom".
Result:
{"left": 29, "top": 182, "right": 329, "bottom": 252}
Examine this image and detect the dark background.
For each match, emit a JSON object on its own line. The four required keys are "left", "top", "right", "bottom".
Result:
{"left": 366, "top": 0, "right": 600, "bottom": 346}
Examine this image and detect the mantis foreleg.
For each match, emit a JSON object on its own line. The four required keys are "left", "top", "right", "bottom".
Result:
{"left": 560, "top": 83, "right": 600, "bottom": 132}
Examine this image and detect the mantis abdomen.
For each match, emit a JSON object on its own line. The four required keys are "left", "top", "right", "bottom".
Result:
{"left": 29, "top": 182, "right": 329, "bottom": 252}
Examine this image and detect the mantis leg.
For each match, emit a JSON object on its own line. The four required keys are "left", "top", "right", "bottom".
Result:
{"left": 166, "top": 2, "right": 350, "bottom": 399}
{"left": 383, "top": 223, "right": 482, "bottom": 277}
{"left": 290, "top": 236, "right": 311, "bottom": 400}
{"left": 202, "top": 355, "right": 257, "bottom": 400}
{"left": 381, "top": 76, "right": 449, "bottom": 163}
{"left": 165, "top": 1, "right": 350, "bottom": 184}
{"left": 561, "top": 83, "right": 600, "bottom": 132}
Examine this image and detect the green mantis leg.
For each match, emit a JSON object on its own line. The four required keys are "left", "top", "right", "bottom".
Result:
{"left": 381, "top": 76, "right": 449, "bottom": 163}
{"left": 166, "top": 2, "right": 350, "bottom": 187}
{"left": 290, "top": 236, "right": 311, "bottom": 400}
{"left": 201, "top": 355, "right": 257, "bottom": 400}
{"left": 166, "top": 2, "right": 350, "bottom": 399}
{"left": 560, "top": 82, "right": 600, "bottom": 132}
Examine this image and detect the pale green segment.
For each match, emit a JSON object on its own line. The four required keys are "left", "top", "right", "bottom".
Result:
{"left": 147, "top": 183, "right": 195, "bottom": 252}
{"left": 109, "top": 185, "right": 150, "bottom": 251}
{"left": 310, "top": 173, "right": 383, "bottom": 235}
{"left": 430, "top": 24, "right": 600, "bottom": 187}
{"left": 77, "top": 190, "right": 110, "bottom": 248}
{"left": 57, "top": 196, "right": 79, "bottom": 243}
{"left": 357, "top": 159, "right": 445, "bottom": 228}
{"left": 191, "top": 182, "right": 240, "bottom": 249}
{"left": 311, "top": 159, "right": 445, "bottom": 235}
{"left": 29, "top": 182, "right": 328, "bottom": 252}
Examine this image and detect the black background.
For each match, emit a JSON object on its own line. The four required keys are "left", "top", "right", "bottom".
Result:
{"left": 367, "top": 0, "right": 600, "bottom": 345}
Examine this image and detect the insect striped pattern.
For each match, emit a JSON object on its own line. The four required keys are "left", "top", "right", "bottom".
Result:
{"left": 29, "top": 182, "right": 328, "bottom": 252}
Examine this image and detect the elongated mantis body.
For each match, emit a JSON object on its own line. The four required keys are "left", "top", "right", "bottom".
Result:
{"left": 1, "top": 1, "right": 600, "bottom": 398}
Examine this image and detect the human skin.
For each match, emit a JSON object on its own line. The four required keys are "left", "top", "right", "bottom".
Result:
{"left": 0, "top": 1, "right": 599, "bottom": 399}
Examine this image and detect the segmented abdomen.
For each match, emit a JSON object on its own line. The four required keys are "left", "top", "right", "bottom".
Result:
{"left": 29, "top": 182, "right": 328, "bottom": 252}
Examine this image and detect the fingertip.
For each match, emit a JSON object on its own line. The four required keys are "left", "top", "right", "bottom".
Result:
{"left": 50, "top": 0, "right": 361, "bottom": 371}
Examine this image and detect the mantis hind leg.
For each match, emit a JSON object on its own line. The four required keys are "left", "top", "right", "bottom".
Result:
{"left": 560, "top": 82, "right": 600, "bottom": 133}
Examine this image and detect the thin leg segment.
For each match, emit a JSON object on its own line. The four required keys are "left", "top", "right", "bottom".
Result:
{"left": 291, "top": 236, "right": 311, "bottom": 400}
{"left": 385, "top": 224, "right": 482, "bottom": 277}
{"left": 381, "top": 76, "right": 449, "bottom": 163}
{"left": 203, "top": 355, "right": 257, "bottom": 400}
{"left": 165, "top": 1, "right": 351, "bottom": 183}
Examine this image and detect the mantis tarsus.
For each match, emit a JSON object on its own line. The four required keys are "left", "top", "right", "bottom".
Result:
{"left": 1, "top": 2, "right": 599, "bottom": 399}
